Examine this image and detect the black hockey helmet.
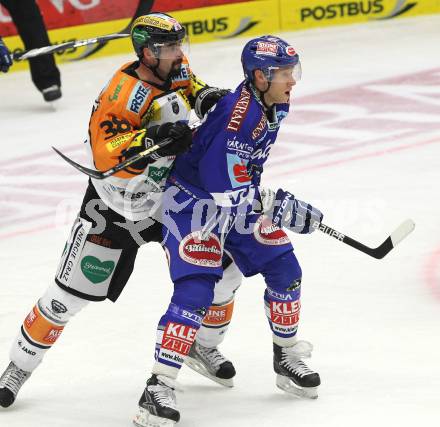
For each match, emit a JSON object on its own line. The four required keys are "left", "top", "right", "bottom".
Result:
{"left": 131, "top": 13, "right": 186, "bottom": 59}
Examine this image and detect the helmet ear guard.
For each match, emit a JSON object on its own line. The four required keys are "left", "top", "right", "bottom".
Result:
{"left": 131, "top": 26, "right": 151, "bottom": 57}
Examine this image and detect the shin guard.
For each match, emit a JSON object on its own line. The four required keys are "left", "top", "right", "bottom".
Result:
{"left": 152, "top": 275, "right": 216, "bottom": 378}
{"left": 264, "top": 281, "right": 301, "bottom": 347}
{"left": 196, "top": 260, "right": 241, "bottom": 348}
{"left": 153, "top": 303, "right": 204, "bottom": 379}
{"left": 10, "top": 283, "right": 88, "bottom": 372}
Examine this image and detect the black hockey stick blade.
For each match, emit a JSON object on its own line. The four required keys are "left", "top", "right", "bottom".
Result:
{"left": 314, "top": 220, "right": 415, "bottom": 259}
{"left": 13, "top": 33, "right": 130, "bottom": 61}
{"left": 51, "top": 146, "right": 104, "bottom": 179}
{"left": 52, "top": 136, "right": 174, "bottom": 180}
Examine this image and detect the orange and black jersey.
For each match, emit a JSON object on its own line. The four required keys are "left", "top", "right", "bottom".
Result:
{"left": 86, "top": 56, "right": 208, "bottom": 220}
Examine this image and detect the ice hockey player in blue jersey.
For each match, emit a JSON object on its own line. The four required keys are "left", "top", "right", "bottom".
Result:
{"left": 134, "top": 35, "right": 324, "bottom": 427}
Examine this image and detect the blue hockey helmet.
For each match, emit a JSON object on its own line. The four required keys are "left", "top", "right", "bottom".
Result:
{"left": 241, "top": 35, "right": 301, "bottom": 83}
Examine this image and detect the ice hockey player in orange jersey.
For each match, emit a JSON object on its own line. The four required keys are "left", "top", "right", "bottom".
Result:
{"left": 0, "top": 12, "right": 232, "bottom": 411}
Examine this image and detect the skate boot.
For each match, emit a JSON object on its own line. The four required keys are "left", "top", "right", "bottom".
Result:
{"left": 41, "top": 85, "right": 62, "bottom": 102}
{"left": 133, "top": 375, "right": 180, "bottom": 427}
{"left": 184, "top": 341, "right": 236, "bottom": 387}
{"left": 0, "top": 361, "right": 31, "bottom": 408}
{"left": 273, "top": 341, "right": 320, "bottom": 399}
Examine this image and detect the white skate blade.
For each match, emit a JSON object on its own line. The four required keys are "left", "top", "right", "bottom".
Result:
{"left": 133, "top": 407, "right": 176, "bottom": 427}
{"left": 184, "top": 356, "right": 234, "bottom": 388}
{"left": 276, "top": 374, "right": 318, "bottom": 399}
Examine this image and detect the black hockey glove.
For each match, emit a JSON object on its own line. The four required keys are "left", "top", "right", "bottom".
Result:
{"left": 0, "top": 37, "right": 12, "bottom": 73}
{"left": 152, "top": 122, "right": 193, "bottom": 157}
{"left": 261, "top": 188, "right": 323, "bottom": 234}
{"left": 120, "top": 122, "right": 192, "bottom": 170}
{"left": 195, "top": 87, "right": 231, "bottom": 118}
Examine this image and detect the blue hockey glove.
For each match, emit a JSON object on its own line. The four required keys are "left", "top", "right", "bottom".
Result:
{"left": 262, "top": 188, "right": 323, "bottom": 234}
{"left": 0, "top": 37, "right": 12, "bottom": 73}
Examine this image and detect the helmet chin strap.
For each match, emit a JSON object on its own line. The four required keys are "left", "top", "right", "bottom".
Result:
{"left": 253, "top": 82, "right": 272, "bottom": 110}
{"left": 250, "top": 69, "right": 272, "bottom": 110}
{"left": 260, "top": 84, "right": 272, "bottom": 110}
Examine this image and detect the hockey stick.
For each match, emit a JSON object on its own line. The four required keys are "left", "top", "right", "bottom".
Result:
{"left": 52, "top": 137, "right": 172, "bottom": 180}
{"left": 13, "top": 33, "right": 130, "bottom": 61}
{"left": 313, "top": 220, "right": 415, "bottom": 259}
{"left": 53, "top": 121, "right": 201, "bottom": 180}
{"left": 72, "top": 0, "right": 155, "bottom": 60}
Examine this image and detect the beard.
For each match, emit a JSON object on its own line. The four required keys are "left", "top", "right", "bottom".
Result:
{"left": 168, "top": 58, "right": 183, "bottom": 77}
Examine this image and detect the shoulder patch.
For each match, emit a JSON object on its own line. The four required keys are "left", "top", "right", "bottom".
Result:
{"left": 226, "top": 86, "right": 251, "bottom": 132}
{"left": 127, "top": 82, "right": 151, "bottom": 114}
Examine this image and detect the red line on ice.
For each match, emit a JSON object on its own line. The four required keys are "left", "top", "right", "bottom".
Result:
{"left": 423, "top": 246, "right": 440, "bottom": 302}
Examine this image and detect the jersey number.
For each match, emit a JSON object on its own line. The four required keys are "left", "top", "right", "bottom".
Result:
{"left": 100, "top": 116, "right": 132, "bottom": 140}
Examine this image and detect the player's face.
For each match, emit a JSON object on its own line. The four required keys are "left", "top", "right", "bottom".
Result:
{"left": 156, "top": 40, "right": 187, "bottom": 75}
{"left": 265, "top": 66, "right": 297, "bottom": 105}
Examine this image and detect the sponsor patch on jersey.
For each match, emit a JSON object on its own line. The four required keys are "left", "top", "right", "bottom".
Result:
{"left": 80, "top": 256, "right": 115, "bottom": 284}
{"left": 43, "top": 328, "right": 64, "bottom": 344}
{"left": 105, "top": 133, "right": 132, "bottom": 152}
{"left": 252, "top": 113, "right": 268, "bottom": 140}
{"left": 56, "top": 217, "right": 91, "bottom": 287}
{"left": 266, "top": 287, "right": 294, "bottom": 301}
{"left": 172, "top": 63, "right": 190, "bottom": 82}
{"left": 227, "top": 137, "right": 252, "bottom": 159}
{"left": 179, "top": 232, "right": 222, "bottom": 267}
{"left": 253, "top": 216, "right": 290, "bottom": 246}
{"left": 226, "top": 86, "right": 251, "bottom": 132}
{"left": 226, "top": 153, "right": 251, "bottom": 188}
{"left": 212, "top": 186, "right": 256, "bottom": 208}
{"left": 108, "top": 77, "right": 128, "bottom": 102}
{"left": 147, "top": 165, "right": 172, "bottom": 184}
{"left": 127, "top": 81, "right": 151, "bottom": 114}
{"left": 268, "top": 300, "right": 301, "bottom": 334}
{"left": 23, "top": 305, "right": 65, "bottom": 347}
{"left": 24, "top": 306, "right": 38, "bottom": 329}
{"left": 202, "top": 300, "right": 234, "bottom": 327}
{"left": 256, "top": 41, "right": 278, "bottom": 56}
{"left": 250, "top": 142, "right": 272, "bottom": 161}
{"left": 162, "top": 322, "right": 197, "bottom": 356}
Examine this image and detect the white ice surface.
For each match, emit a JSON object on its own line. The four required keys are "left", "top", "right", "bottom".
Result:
{"left": 1, "top": 15, "right": 440, "bottom": 427}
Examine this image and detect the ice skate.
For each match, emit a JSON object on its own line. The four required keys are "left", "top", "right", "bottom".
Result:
{"left": 184, "top": 342, "right": 236, "bottom": 387}
{"left": 133, "top": 375, "right": 180, "bottom": 427}
{"left": 273, "top": 341, "right": 320, "bottom": 399}
{"left": 0, "top": 361, "right": 31, "bottom": 408}
{"left": 41, "top": 84, "right": 62, "bottom": 102}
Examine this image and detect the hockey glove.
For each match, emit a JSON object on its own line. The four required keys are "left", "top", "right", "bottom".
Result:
{"left": 0, "top": 38, "right": 12, "bottom": 73}
{"left": 262, "top": 188, "right": 323, "bottom": 234}
{"left": 195, "top": 87, "right": 231, "bottom": 118}
{"left": 120, "top": 122, "right": 192, "bottom": 170}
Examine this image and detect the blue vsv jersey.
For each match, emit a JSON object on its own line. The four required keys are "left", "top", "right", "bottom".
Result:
{"left": 171, "top": 81, "right": 289, "bottom": 206}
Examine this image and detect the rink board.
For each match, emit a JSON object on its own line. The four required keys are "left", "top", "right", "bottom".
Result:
{"left": 2, "top": 0, "right": 440, "bottom": 72}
